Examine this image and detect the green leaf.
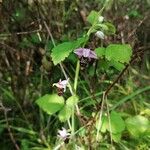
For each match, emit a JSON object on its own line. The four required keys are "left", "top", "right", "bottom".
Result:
{"left": 21, "top": 139, "right": 29, "bottom": 150}
{"left": 95, "top": 47, "right": 106, "bottom": 58}
{"left": 95, "top": 24, "right": 109, "bottom": 31}
{"left": 112, "top": 133, "right": 122, "bottom": 143}
{"left": 51, "top": 42, "right": 75, "bottom": 65}
{"left": 58, "top": 105, "right": 72, "bottom": 122}
{"left": 75, "top": 36, "right": 88, "bottom": 47}
{"left": 109, "top": 111, "right": 125, "bottom": 134}
{"left": 105, "top": 44, "right": 132, "bottom": 63}
{"left": 51, "top": 37, "right": 87, "bottom": 65}
{"left": 58, "top": 95, "right": 78, "bottom": 122}
{"left": 36, "top": 94, "right": 64, "bottom": 115}
{"left": 99, "top": 59, "right": 111, "bottom": 70}
{"left": 87, "top": 10, "right": 99, "bottom": 25}
{"left": 66, "top": 95, "right": 79, "bottom": 107}
{"left": 103, "top": 22, "right": 116, "bottom": 34}
{"left": 125, "top": 115, "right": 150, "bottom": 138}
{"left": 97, "top": 112, "right": 125, "bottom": 135}
{"left": 110, "top": 60, "right": 125, "bottom": 71}
{"left": 100, "top": 115, "right": 108, "bottom": 133}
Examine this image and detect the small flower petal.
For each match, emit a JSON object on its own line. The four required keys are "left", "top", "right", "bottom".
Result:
{"left": 82, "top": 49, "right": 90, "bottom": 57}
{"left": 53, "top": 78, "right": 69, "bottom": 92}
{"left": 74, "top": 48, "right": 97, "bottom": 59}
{"left": 74, "top": 48, "right": 84, "bottom": 58}
{"left": 89, "top": 50, "right": 97, "bottom": 59}
{"left": 58, "top": 127, "right": 70, "bottom": 140}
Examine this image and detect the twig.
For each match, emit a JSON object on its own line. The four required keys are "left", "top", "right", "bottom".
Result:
{"left": 128, "top": 16, "right": 148, "bottom": 40}
{"left": 0, "top": 27, "right": 42, "bottom": 37}
{"left": 0, "top": 102, "right": 20, "bottom": 150}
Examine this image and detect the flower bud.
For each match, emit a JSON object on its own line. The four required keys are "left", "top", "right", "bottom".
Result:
{"left": 95, "top": 31, "right": 105, "bottom": 39}
{"left": 98, "top": 16, "right": 104, "bottom": 23}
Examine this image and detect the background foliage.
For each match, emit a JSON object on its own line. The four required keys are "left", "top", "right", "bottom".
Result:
{"left": 0, "top": 0, "right": 150, "bottom": 149}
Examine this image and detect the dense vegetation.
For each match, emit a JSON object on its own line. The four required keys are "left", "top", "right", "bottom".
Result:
{"left": 0, "top": 0, "right": 150, "bottom": 150}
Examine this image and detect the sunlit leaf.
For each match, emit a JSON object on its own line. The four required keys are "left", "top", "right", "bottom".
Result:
{"left": 66, "top": 95, "right": 79, "bottom": 107}
{"left": 95, "top": 47, "right": 106, "bottom": 58}
{"left": 51, "top": 42, "right": 75, "bottom": 65}
{"left": 105, "top": 44, "right": 132, "bottom": 63}
{"left": 51, "top": 37, "right": 87, "bottom": 65}
{"left": 109, "top": 111, "right": 125, "bottom": 134}
{"left": 87, "top": 10, "right": 99, "bottom": 25}
{"left": 125, "top": 115, "right": 150, "bottom": 138}
{"left": 95, "top": 24, "right": 109, "bottom": 31}
{"left": 109, "top": 60, "right": 125, "bottom": 71}
{"left": 58, "top": 105, "right": 72, "bottom": 122}
{"left": 58, "top": 95, "right": 78, "bottom": 122}
{"left": 36, "top": 94, "right": 64, "bottom": 115}
{"left": 103, "top": 22, "right": 116, "bottom": 34}
{"left": 112, "top": 133, "right": 122, "bottom": 143}
{"left": 100, "top": 115, "right": 108, "bottom": 133}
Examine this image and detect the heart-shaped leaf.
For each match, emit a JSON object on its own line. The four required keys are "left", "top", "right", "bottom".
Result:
{"left": 105, "top": 44, "right": 132, "bottom": 63}
{"left": 36, "top": 94, "right": 64, "bottom": 115}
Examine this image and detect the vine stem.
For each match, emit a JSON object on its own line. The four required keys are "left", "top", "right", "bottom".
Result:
{"left": 0, "top": 102, "right": 20, "bottom": 150}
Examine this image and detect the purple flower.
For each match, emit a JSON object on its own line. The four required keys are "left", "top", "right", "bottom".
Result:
{"left": 74, "top": 48, "right": 97, "bottom": 60}
{"left": 58, "top": 127, "right": 70, "bottom": 140}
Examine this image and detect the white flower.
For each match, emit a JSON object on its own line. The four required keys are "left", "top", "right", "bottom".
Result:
{"left": 95, "top": 31, "right": 105, "bottom": 39}
{"left": 58, "top": 127, "right": 70, "bottom": 140}
{"left": 98, "top": 16, "right": 104, "bottom": 23}
{"left": 53, "top": 78, "right": 69, "bottom": 92}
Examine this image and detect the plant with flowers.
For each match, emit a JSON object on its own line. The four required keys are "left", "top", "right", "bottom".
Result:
{"left": 36, "top": 2, "right": 133, "bottom": 149}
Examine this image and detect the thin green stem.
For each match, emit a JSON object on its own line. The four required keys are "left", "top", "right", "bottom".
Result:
{"left": 71, "top": 60, "right": 80, "bottom": 141}
{"left": 71, "top": 105, "right": 75, "bottom": 136}
{"left": 74, "top": 60, "right": 80, "bottom": 92}
{"left": 96, "top": 92, "right": 105, "bottom": 141}
{"left": 106, "top": 97, "right": 113, "bottom": 147}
